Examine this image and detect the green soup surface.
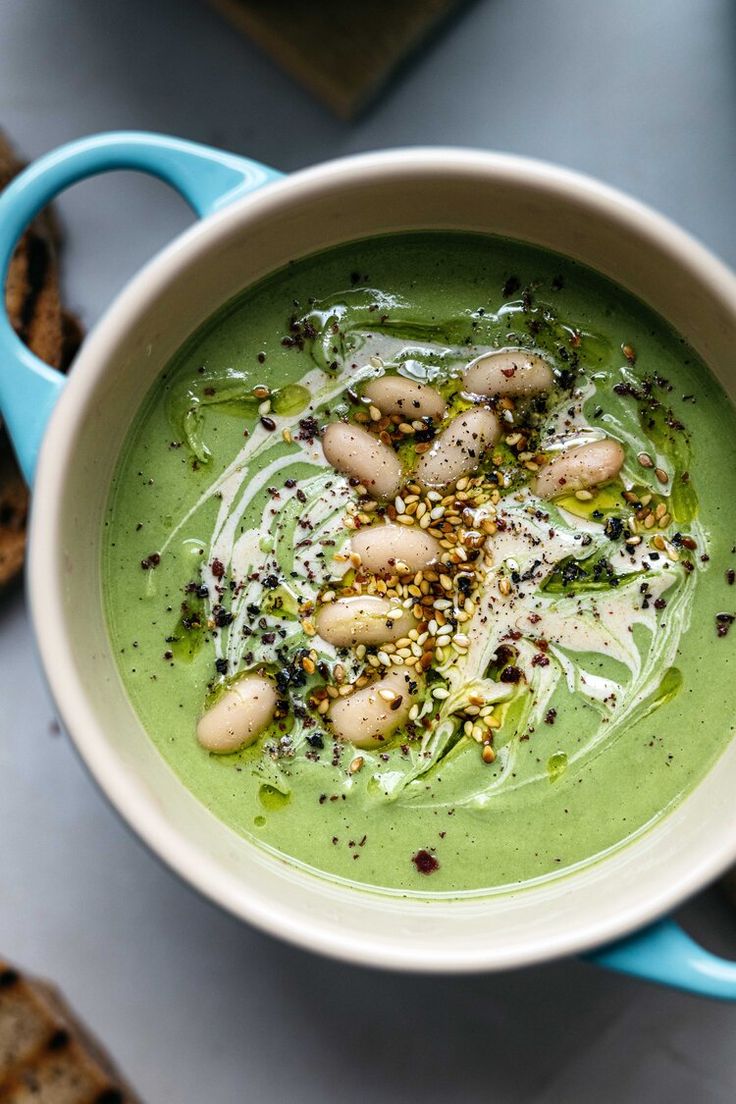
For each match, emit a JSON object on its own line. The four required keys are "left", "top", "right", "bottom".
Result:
{"left": 103, "top": 232, "right": 736, "bottom": 895}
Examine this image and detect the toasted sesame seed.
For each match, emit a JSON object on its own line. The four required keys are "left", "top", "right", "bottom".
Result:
{"left": 282, "top": 428, "right": 293, "bottom": 444}
{"left": 367, "top": 655, "right": 381, "bottom": 668}
{"left": 655, "top": 467, "right": 669, "bottom": 484}
{"left": 659, "top": 513, "right": 671, "bottom": 528}
{"left": 638, "top": 452, "right": 654, "bottom": 469}
{"left": 440, "top": 574, "right": 453, "bottom": 591}
{"left": 349, "top": 756, "right": 364, "bottom": 773}
{"left": 396, "top": 514, "right": 414, "bottom": 526}
{"left": 303, "top": 618, "right": 316, "bottom": 636}
{"left": 355, "top": 644, "right": 366, "bottom": 659}
{"left": 499, "top": 577, "right": 512, "bottom": 596}
{"left": 301, "top": 657, "right": 316, "bottom": 674}
{"left": 317, "top": 699, "right": 330, "bottom": 714}
{"left": 482, "top": 745, "right": 496, "bottom": 763}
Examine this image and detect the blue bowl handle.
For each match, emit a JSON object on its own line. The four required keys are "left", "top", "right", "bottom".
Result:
{"left": 587, "top": 917, "right": 736, "bottom": 999}
{"left": 0, "top": 131, "right": 282, "bottom": 484}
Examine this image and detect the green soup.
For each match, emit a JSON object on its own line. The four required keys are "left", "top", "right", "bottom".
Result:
{"left": 103, "top": 232, "right": 736, "bottom": 895}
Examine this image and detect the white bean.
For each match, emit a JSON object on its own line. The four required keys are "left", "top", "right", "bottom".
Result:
{"left": 464, "top": 348, "right": 554, "bottom": 397}
{"left": 315, "top": 596, "right": 414, "bottom": 647}
{"left": 416, "top": 408, "right": 500, "bottom": 489}
{"left": 328, "top": 668, "right": 418, "bottom": 748}
{"left": 533, "top": 438, "right": 625, "bottom": 499}
{"left": 322, "top": 422, "right": 402, "bottom": 500}
{"left": 196, "top": 675, "right": 277, "bottom": 754}
{"left": 350, "top": 524, "right": 440, "bottom": 576}
{"left": 363, "top": 376, "right": 446, "bottom": 421}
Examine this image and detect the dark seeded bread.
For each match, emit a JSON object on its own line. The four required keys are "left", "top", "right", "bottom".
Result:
{"left": 0, "top": 131, "right": 82, "bottom": 587}
{"left": 0, "top": 963, "right": 140, "bottom": 1103}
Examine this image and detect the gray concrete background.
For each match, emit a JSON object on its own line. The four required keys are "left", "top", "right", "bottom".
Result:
{"left": 1, "top": 1, "right": 736, "bottom": 1100}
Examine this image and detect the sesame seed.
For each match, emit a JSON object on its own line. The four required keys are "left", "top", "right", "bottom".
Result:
{"left": 378, "top": 688, "right": 397, "bottom": 702}
{"left": 369, "top": 405, "right": 382, "bottom": 422}
{"left": 637, "top": 452, "right": 654, "bottom": 469}
{"left": 409, "top": 704, "right": 420, "bottom": 721}
{"left": 377, "top": 651, "right": 391, "bottom": 666}
{"left": 482, "top": 745, "right": 496, "bottom": 763}
{"left": 432, "top": 687, "right": 450, "bottom": 699}
{"left": 303, "top": 618, "right": 316, "bottom": 635}
{"left": 499, "top": 577, "right": 512, "bottom": 596}
{"left": 349, "top": 756, "right": 364, "bottom": 773}
{"left": 317, "top": 699, "right": 330, "bottom": 714}
{"left": 282, "top": 428, "right": 293, "bottom": 444}
{"left": 575, "top": 489, "right": 594, "bottom": 501}
{"left": 659, "top": 513, "right": 671, "bottom": 528}
{"left": 655, "top": 467, "right": 669, "bottom": 485}
{"left": 396, "top": 514, "right": 414, "bottom": 526}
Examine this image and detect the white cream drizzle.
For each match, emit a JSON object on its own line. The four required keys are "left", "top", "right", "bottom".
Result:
{"left": 166, "top": 324, "right": 702, "bottom": 808}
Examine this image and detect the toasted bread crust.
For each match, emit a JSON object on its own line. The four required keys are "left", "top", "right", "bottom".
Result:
{"left": 0, "top": 132, "right": 82, "bottom": 587}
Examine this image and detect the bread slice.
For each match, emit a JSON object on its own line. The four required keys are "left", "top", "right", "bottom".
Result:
{"left": 0, "top": 962, "right": 139, "bottom": 1103}
{"left": 0, "top": 132, "right": 82, "bottom": 587}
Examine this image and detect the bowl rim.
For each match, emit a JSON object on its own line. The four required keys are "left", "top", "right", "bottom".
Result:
{"left": 28, "top": 146, "right": 736, "bottom": 972}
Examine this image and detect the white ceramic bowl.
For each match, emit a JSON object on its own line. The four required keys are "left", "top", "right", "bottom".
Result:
{"left": 3, "top": 135, "right": 736, "bottom": 981}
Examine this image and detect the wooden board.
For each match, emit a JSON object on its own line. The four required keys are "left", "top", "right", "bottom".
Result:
{"left": 209, "top": 0, "right": 469, "bottom": 118}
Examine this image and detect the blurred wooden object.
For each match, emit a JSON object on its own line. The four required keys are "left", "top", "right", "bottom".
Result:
{"left": 0, "top": 959, "right": 140, "bottom": 1102}
{"left": 0, "top": 132, "right": 82, "bottom": 588}
{"left": 209, "top": 0, "right": 469, "bottom": 118}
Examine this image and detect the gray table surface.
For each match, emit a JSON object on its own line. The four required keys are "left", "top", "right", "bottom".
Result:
{"left": 2, "top": 1, "right": 736, "bottom": 1100}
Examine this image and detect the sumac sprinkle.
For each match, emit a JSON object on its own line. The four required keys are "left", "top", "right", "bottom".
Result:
{"left": 502, "top": 275, "right": 521, "bottom": 297}
{"left": 214, "top": 607, "right": 234, "bottom": 628}
{"left": 716, "top": 613, "right": 735, "bottom": 638}
{"left": 140, "top": 552, "right": 161, "bottom": 571}
{"left": 412, "top": 849, "right": 439, "bottom": 875}
{"left": 211, "top": 558, "right": 225, "bottom": 579}
{"left": 500, "top": 665, "right": 523, "bottom": 684}
{"left": 727, "top": 570, "right": 735, "bottom": 586}
{"left": 215, "top": 657, "right": 228, "bottom": 674}
{"left": 545, "top": 709, "right": 557, "bottom": 725}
